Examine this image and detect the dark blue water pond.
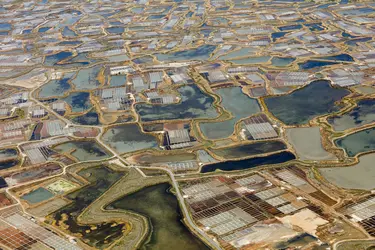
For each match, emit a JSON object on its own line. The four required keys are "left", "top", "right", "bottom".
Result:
{"left": 299, "top": 60, "right": 339, "bottom": 70}
{"left": 201, "top": 151, "right": 295, "bottom": 173}
{"left": 44, "top": 51, "right": 73, "bottom": 66}
{"left": 271, "top": 32, "right": 288, "bottom": 41}
{"left": 345, "top": 37, "right": 372, "bottom": 46}
{"left": 0, "top": 177, "right": 7, "bottom": 188}
{"left": 279, "top": 24, "right": 302, "bottom": 31}
{"left": 64, "top": 92, "right": 92, "bottom": 112}
{"left": 0, "top": 148, "right": 18, "bottom": 158}
{"left": 317, "top": 54, "right": 354, "bottom": 62}
{"left": 0, "top": 23, "right": 11, "bottom": 31}
{"left": 38, "top": 27, "right": 51, "bottom": 33}
{"left": 106, "top": 27, "right": 124, "bottom": 34}
{"left": 342, "top": 32, "right": 358, "bottom": 38}
{"left": 22, "top": 29, "right": 32, "bottom": 34}
{"left": 304, "top": 23, "right": 325, "bottom": 31}
{"left": 71, "top": 110, "right": 100, "bottom": 125}
{"left": 0, "top": 159, "right": 19, "bottom": 170}
{"left": 265, "top": 80, "right": 350, "bottom": 125}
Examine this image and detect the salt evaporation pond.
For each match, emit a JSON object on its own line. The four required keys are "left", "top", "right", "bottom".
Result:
{"left": 21, "top": 187, "right": 54, "bottom": 204}
{"left": 136, "top": 85, "right": 218, "bottom": 122}
{"left": 265, "top": 80, "right": 350, "bottom": 125}
{"left": 328, "top": 99, "right": 375, "bottom": 131}
{"left": 63, "top": 92, "right": 92, "bottom": 112}
{"left": 199, "top": 87, "right": 260, "bottom": 139}
{"left": 335, "top": 127, "right": 375, "bottom": 157}
{"left": 155, "top": 45, "right": 216, "bottom": 61}
{"left": 320, "top": 153, "right": 375, "bottom": 190}
{"left": 54, "top": 141, "right": 111, "bottom": 161}
{"left": 210, "top": 141, "right": 287, "bottom": 159}
{"left": 70, "top": 65, "right": 102, "bottom": 90}
{"left": 102, "top": 123, "right": 158, "bottom": 154}
{"left": 201, "top": 151, "right": 295, "bottom": 173}
{"left": 38, "top": 72, "right": 75, "bottom": 98}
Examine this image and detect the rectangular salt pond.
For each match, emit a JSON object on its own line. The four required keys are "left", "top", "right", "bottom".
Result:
{"left": 21, "top": 187, "right": 55, "bottom": 204}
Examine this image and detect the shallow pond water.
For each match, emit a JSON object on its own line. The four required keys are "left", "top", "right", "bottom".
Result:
{"left": 21, "top": 187, "right": 55, "bottom": 204}
{"left": 54, "top": 141, "right": 111, "bottom": 161}
{"left": 63, "top": 92, "right": 92, "bottom": 112}
{"left": 286, "top": 127, "right": 336, "bottom": 161}
{"left": 106, "top": 27, "right": 124, "bottom": 34}
{"left": 265, "top": 80, "right": 350, "bottom": 125}
{"left": 71, "top": 110, "right": 100, "bottom": 125}
{"left": 218, "top": 47, "right": 256, "bottom": 60}
{"left": 62, "top": 26, "right": 77, "bottom": 37}
{"left": 70, "top": 65, "right": 101, "bottom": 90}
{"left": 109, "top": 183, "right": 209, "bottom": 250}
{"left": 320, "top": 153, "right": 375, "bottom": 190}
{"left": 136, "top": 85, "right": 218, "bottom": 122}
{"left": 133, "top": 153, "right": 196, "bottom": 165}
{"left": 328, "top": 99, "right": 375, "bottom": 131}
{"left": 335, "top": 127, "right": 375, "bottom": 157}
{"left": 102, "top": 124, "right": 158, "bottom": 154}
{"left": 271, "top": 57, "right": 295, "bottom": 67}
{"left": 109, "top": 75, "right": 127, "bottom": 87}
{"left": 199, "top": 87, "right": 260, "bottom": 139}
{"left": 230, "top": 56, "right": 271, "bottom": 65}
{"left": 38, "top": 72, "right": 75, "bottom": 98}
{"left": 155, "top": 45, "right": 216, "bottom": 62}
